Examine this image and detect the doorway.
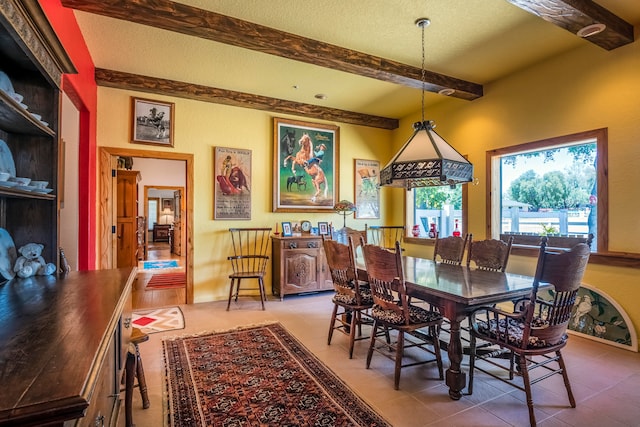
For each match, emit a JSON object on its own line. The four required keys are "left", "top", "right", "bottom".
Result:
{"left": 99, "top": 147, "right": 194, "bottom": 308}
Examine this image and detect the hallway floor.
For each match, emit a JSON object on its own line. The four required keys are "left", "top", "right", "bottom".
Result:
{"left": 133, "top": 241, "right": 186, "bottom": 309}
{"left": 130, "top": 294, "right": 640, "bottom": 427}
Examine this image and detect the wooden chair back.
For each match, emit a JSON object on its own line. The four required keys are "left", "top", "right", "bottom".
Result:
{"left": 500, "top": 232, "right": 593, "bottom": 250}
{"left": 228, "top": 228, "right": 272, "bottom": 276}
{"left": 467, "top": 236, "right": 513, "bottom": 272}
{"left": 361, "top": 239, "right": 410, "bottom": 325}
{"left": 365, "top": 225, "right": 405, "bottom": 251}
{"left": 322, "top": 236, "right": 367, "bottom": 305}
{"left": 433, "top": 233, "right": 469, "bottom": 265}
{"left": 344, "top": 227, "right": 366, "bottom": 259}
{"left": 524, "top": 237, "right": 591, "bottom": 346}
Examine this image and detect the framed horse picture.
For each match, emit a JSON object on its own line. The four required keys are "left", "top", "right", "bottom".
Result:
{"left": 131, "top": 97, "right": 175, "bottom": 147}
{"left": 273, "top": 117, "right": 339, "bottom": 212}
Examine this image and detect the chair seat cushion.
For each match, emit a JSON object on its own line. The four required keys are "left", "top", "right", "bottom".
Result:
{"left": 372, "top": 303, "right": 441, "bottom": 325}
{"left": 333, "top": 288, "right": 373, "bottom": 306}
{"left": 476, "top": 317, "right": 564, "bottom": 348}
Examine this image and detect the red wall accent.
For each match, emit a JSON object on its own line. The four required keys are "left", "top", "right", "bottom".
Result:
{"left": 39, "top": 0, "right": 97, "bottom": 270}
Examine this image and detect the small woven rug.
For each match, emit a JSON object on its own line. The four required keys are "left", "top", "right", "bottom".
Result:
{"left": 162, "top": 322, "right": 391, "bottom": 427}
{"left": 145, "top": 272, "right": 185, "bottom": 290}
{"left": 132, "top": 306, "right": 185, "bottom": 334}
{"left": 143, "top": 260, "right": 179, "bottom": 269}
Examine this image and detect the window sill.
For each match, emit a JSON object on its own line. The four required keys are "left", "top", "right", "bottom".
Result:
{"left": 404, "top": 236, "right": 436, "bottom": 246}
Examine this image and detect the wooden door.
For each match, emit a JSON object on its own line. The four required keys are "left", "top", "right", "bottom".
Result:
{"left": 116, "top": 170, "right": 140, "bottom": 268}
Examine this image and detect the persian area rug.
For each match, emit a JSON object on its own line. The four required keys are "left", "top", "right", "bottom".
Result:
{"left": 132, "top": 306, "right": 185, "bottom": 334}
{"left": 162, "top": 322, "right": 391, "bottom": 427}
{"left": 145, "top": 272, "right": 185, "bottom": 290}
{"left": 143, "top": 260, "right": 179, "bottom": 269}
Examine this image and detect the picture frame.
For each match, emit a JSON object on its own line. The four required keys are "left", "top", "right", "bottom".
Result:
{"left": 214, "top": 146, "right": 252, "bottom": 220}
{"left": 273, "top": 117, "right": 339, "bottom": 212}
{"left": 318, "top": 221, "right": 329, "bottom": 235}
{"left": 281, "top": 221, "right": 293, "bottom": 237}
{"left": 354, "top": 158, "right": 380, "bottom": 219}
{"left": 131, "top": 97, "right": 175, "bottom": 147}
{"left": 161, "top": 198, "right": 174, "bottom": 212}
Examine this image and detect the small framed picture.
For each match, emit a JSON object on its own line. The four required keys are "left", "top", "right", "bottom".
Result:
{"left": 131, "top": 96, "right": 175, "bottom": 147}
{"left": 318, "top": 221, "right": 329, "bottom": 236}
{"left": 282, "top": 221, "right": 293, "bottom": 237}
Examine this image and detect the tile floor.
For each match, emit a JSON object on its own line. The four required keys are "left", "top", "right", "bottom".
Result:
{"left": 131, "top": 293, "right": 640, "bottom": 427}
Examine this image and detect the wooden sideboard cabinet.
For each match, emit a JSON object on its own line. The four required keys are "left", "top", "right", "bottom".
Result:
{"left": 271, "top": 236, "right": 334, "bottom": 300}
{"left": 153, "top": 223, "right": 171, "bottom": 242}
{"left": 0, "top": 268, "right": 136, "bottom": 427}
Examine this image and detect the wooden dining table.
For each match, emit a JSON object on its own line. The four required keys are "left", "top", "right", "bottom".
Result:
{"left": 358, "top": 255, "right": 537, "bottom": 400}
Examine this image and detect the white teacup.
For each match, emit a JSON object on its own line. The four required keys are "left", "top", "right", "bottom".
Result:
{"left": 31, "top": 180, "right": 48, "bottom": 189}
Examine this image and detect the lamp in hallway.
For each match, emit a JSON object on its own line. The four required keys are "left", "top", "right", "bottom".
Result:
{"left": 161, "top": 207, "right": 172, "bottom": 224}
{"left": 379, "top": 18, "right": 473, "bottom": 190}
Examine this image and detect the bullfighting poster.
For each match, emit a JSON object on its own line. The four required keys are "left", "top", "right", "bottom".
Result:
{"left": 214, "top": 147, "right": 251, "bottom": 219}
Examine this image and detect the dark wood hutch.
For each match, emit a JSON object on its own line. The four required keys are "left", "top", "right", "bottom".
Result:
{"left": 0, "top": 2, "right": 134, "bottom": 426}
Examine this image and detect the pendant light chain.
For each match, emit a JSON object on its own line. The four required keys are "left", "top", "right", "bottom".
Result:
{"left": 421, "top": 20, "right": 426, "bottom": 123}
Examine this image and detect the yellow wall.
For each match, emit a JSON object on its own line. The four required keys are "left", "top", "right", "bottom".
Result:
{"left": 96, "top": 88, "right": 394, "bottom": 302}
{"left": 400, "top": 39, "right": 640, "bottom": 342}
{"left": 97, "top": 37, "right": 639, "bottom": 341}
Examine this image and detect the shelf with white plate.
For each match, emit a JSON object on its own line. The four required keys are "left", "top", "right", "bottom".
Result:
{"left": 0, "top": 184, "right": 55, "bottom": 200}
{"left": 0, "top": 89, "right": 54, "bottom": 137}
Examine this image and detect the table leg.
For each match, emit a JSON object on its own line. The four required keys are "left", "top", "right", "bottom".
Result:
{"left": 445, "top": 317, "right": 466, "bottom": 400}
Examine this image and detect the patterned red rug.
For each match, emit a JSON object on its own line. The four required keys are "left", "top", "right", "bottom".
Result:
{"left": 162, "top": 323, "right": 391, "bottom": 426}
{"left": 145, "top": 272, "right": 185, "bottom": 289}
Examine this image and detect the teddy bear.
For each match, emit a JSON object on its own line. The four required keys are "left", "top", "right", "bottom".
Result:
{"left": 13, "top": 243, "right": 56, "bottom": 279}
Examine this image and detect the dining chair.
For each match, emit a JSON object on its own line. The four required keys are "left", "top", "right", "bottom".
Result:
{"left": 227, "top": 227, "right": 272, "bottom": 310}
{"left": 361, "top": 238, "right": 444, "bottom": 390}
{"left": 467, "top": 235, "right": 514, "bottom": 272}
{"left": 468, "top": 237, "right": 591, "bottom": 427}
{"left": 433, "top": 233, "right": 470, "bottom": 265}
{"left": 322, "top": 235, "right": 373, "bottom": 358}
{"left": 462, "top": 235, "right": 515, "bottom": 345}
{"left": 365, "top": 225, "right": 405, "bottom": 251}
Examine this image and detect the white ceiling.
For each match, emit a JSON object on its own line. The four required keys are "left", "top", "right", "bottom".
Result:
{"left": 71, "top": 0, "right": 640, "bottom": 120}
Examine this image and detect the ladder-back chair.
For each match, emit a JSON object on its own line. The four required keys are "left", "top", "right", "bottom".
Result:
{"left": 322, "top": 235, "right": 373, "bottom": 358}
{"left": 227, "top": 227, "right": 272, "bottom": 310}
{"left": 361, "top": 238, "right": 444, "bottom": 390}
{"left": 468, "top": 237, "right": 591, "bottom": 426}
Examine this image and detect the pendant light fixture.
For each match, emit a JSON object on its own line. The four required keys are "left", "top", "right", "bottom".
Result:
{"left": 380, "top": 18, "right": 473, "bottom": 190}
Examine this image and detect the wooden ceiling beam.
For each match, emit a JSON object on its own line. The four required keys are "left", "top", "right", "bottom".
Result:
{"left": 506, "top": 0, "right": 634, "bottom": 50}
{"left": 95, "top": 68, "right": 399, "bottom": 130}
{"left": 61, "top": 0, "right": 483, "bottom": 100}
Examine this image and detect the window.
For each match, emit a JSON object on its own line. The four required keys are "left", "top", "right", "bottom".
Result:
{"left": 406, "top": 184, "right": 468, "bottom": 238}
{"left": 488, "top": 128, "right": 607, "bottom": 252}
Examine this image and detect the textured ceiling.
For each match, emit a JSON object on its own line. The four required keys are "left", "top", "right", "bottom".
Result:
{"left": 71, "top": 0, "right": 640, "bottom": 120}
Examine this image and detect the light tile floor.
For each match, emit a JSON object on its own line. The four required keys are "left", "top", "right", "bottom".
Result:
{"left": 131, "top": 293, "right": 640, "bottom": 427}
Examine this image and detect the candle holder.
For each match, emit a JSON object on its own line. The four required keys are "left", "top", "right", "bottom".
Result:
{"left": 333, "top": 200, "right": 356, "bottom": 229}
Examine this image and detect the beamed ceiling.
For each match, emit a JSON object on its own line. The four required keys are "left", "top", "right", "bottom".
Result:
{"left": 62, "top": 0, "right": 639, "bottom": 129}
